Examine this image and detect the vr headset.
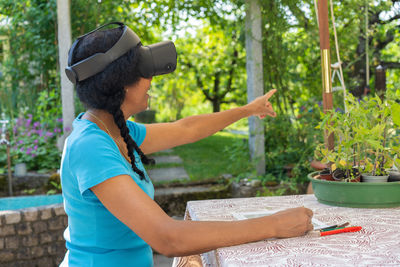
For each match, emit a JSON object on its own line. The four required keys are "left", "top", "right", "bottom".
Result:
{"left": 65, "top": 22, "right": 177, "bottom": 84}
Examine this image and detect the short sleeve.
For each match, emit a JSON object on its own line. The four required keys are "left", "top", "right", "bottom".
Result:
{"left": 127, "top": 121, "right": 146, "bottom": 146}
{"left": 69, "top": 132, "right": 130, "bottom": 196}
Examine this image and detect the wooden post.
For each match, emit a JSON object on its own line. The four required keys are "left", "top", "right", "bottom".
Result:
{"left": 245, "top": 0, "right": 265, "bottom": 175}
{"left": 317, "top": 0, "right": 334, "bottom": 151}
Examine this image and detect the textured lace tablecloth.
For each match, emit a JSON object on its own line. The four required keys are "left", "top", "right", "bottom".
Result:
{"left": 173, "top": 194, "right": 400, "bottom": 267}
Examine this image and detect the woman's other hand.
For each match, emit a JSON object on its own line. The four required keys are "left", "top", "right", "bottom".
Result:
{"left": 245, "top": 89, "right": 277, "bottom": 119}
{"left": 269, "top": 207, "right": 314, "bottom": 238}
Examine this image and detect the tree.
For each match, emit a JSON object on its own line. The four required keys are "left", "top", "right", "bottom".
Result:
{"left": 0, "top": 0, "right": 59, "bottom": 118}
{"left": 179, "top": 24, "right": 247, "bottom": 112}
{"left": 352, "top": 0, "right": 400, "bottom": 95}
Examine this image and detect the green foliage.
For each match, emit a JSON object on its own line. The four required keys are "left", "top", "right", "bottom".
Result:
{"left": 0, "top": 0, "right": 59, "bottom": 118}
{"left": 46, "top": 181, "right": 61, "bottom": 195}
{"left": 23, "top": 188, "right": 37, "bottom": 195}
{"left": 255, "top": 180, "right": 301, "bottom": 197}
{"left": 264, "top": 98, "right": 323, "bottom": 183}
{"left": 316, "top": 90, "right": 400, "bottom": 177}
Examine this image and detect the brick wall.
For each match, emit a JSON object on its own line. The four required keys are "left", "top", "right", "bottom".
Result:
{"left": 0, "top": 204, "right": 67, "bottom": 267}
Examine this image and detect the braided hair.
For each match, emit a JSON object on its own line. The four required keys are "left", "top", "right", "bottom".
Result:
{"left": 71, "top": 27, "right": 152, "bottom": 181}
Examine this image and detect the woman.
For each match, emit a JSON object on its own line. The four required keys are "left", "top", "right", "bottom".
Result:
{"left": 60, "top": 23, "right": 313, "bottom": 267}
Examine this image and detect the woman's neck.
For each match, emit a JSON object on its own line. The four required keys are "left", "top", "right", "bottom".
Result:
{"left": 84, "top": 109, "right": 122, "bottom": 137}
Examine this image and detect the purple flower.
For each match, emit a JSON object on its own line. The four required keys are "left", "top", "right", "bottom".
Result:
{"left": 317, "top": 101, "right": 322, "bottom": 107}
{"left": 18, "top": 140, "right": 24, "bottom": 144}
{"left": 335, "top": 108, "right": 344, "bottom": 114}
{"left": 31, "top": 153, "right": 37, "bottom": 158}
{"left": 25, "top": 118, "right": 32, "bottom": 127}
{"left": 26, "top": 147, "right": 32, "bottom": 155}
{"left": 57, "top": 118, "right": 63, "bottom": 123}
{"left": 45, "top": 132, "right": 53, "bottom": 137}
{"left": 33, "top": 145, "right": 38, "bottom": 150}
{"left": 37, "top": 130, "right": 43, "bottom": 137}
{"left": 13, "top": 126, "right": 18, "bottom": 134}
{"left": 33, "top": 122, "right": 40, "bottom": 128}
{"left": 34, "top": 139, "right": 39, "bottom": 144}
{"left": 16, "top": 117, "right": 23, "bottom": 127}
{"left": 20, "top": 147, "right": 24, "bottom": 152}
{"left": 27, "top": 114, "right": 32, "bottom": 119}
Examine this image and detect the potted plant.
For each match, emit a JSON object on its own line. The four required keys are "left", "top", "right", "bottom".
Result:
{"left": 308, "top": 89, "right": 400, "bottom": 208}
{"left": 355, "top": 94, "right": 399, "bottom": 182}
{"left": 314, "top": 97, "right": 362, "bottom": 182}
{"left": 315, "top": 92, "right": 400, "bottom": 183}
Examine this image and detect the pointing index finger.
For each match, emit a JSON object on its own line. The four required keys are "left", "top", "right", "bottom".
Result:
{"left": 265, "top": 89, "right": 277, "bottom": 100}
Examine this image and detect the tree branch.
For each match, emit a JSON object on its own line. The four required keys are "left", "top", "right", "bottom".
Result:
{"left": 220, "top": 49, "right": 238, "bottom": 99}
{"left": 285, "top": 1, "right": 310, "bottom": 29}
{"left": 375, "top": 28, "right": 396, "bottom": 51}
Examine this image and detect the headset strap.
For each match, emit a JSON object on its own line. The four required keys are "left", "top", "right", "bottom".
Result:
{"left": 67, "top": 22, "right": 125, "bottom": 66}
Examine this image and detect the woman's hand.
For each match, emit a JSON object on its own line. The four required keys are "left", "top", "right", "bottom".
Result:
{"left": 245, "top": 89, "right": 277, "bottom": 119}
{"left": 268, "top": 207, "right": 314, "bottom": 238}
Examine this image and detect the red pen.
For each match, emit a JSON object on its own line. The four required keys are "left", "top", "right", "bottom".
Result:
{"left": 320, "top": 226, "right": 362, "bottom": 236}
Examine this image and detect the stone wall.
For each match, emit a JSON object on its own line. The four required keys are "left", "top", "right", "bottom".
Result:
{"left": 0, "top": 204, "right": 67, "bottom": 267}
{"left": 0, "top": 172, "right": 54, "bottom": 197}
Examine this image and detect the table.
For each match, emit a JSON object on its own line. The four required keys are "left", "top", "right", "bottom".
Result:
{"left": 173, "top": 194, "right": 400, "bottom": 266}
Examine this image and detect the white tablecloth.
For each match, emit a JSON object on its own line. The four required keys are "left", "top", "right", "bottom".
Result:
{"left": 173, "top": 194, "right": 400, "bottom": 267}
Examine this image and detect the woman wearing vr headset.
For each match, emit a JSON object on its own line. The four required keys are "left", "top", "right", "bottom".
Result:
{"left": 60, "top": 23, "right": 313, "bottom": 267}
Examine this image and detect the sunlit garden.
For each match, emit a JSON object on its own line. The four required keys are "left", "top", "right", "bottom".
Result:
{"left": 0, "top": 0, "right": 399, "bottom": 266}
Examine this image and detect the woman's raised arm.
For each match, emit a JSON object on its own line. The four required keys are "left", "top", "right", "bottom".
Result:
{"left": 140, "top": 89, "right": 277, "bottom": 154}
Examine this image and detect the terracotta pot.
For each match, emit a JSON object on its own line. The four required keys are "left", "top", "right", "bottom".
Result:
{"left": 347, "top": 176, "right": 361, "bottom": 183}
{"left": 319, "top": 168, "right": 334, "bottom": 181}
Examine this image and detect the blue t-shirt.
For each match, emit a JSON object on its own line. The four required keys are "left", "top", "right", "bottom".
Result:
{"left": 59, "top": 113, "right": 154, "bottom": 267}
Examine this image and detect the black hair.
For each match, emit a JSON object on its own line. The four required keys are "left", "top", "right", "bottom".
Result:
{"left": 71, "top": 27, "right": 152, "bottom": 181}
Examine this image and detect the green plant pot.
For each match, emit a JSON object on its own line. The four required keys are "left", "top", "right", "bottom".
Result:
{"left": 308, "top": 171, "right": 400, "bottom": 208}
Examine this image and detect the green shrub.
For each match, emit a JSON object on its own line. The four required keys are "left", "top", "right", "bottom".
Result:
{"left": 263, "top": 99, "right": 323, "bottom": 183}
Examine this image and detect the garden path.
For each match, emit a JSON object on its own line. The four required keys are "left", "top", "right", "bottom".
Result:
{"left": 147, "top": 149, "right": 189, "bottom": 182}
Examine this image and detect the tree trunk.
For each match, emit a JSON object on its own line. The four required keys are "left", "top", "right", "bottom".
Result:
{"left": 212, "top": 101, "right": 220, "bottom": 113}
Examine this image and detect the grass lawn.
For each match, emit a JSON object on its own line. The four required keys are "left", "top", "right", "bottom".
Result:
{"left": 173, "top": 131, "right": 252, "bottom": 181}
